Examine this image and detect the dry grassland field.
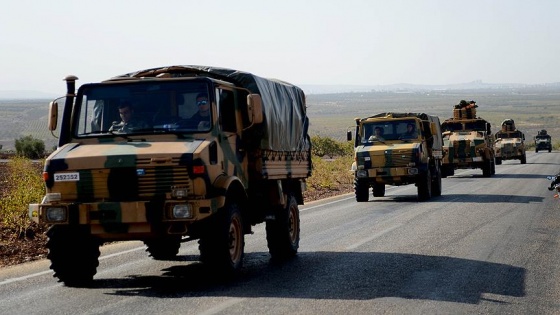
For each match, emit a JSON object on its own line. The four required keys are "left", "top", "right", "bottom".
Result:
{"left": 1, "top": 85, "right": 560, "bottom": 151}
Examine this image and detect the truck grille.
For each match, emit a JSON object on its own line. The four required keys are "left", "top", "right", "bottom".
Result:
{"left": 360, "top": 151, "right": 414, "bottom": 168}
{"left": 57, "top": 166, "right": 192, "bottom": 201}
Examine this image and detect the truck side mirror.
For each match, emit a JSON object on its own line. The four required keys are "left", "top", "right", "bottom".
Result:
{"left": 247, "top": 94, "right": 263, "bottom": 125}
{"left": 347, "top": 130, "right": 352, "bottom": 141}
{"left": 48, "top": 101, "right": 58, "bottom": 131}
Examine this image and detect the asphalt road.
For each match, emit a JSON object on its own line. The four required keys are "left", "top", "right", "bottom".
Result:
{"left": 2, "top": 151, "right": 560, "bottom": 314}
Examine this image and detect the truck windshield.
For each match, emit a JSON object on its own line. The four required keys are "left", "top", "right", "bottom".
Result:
{"left": 75, "top": 80, "right": 212, "bottom": 136}
{"left": 362, "top": 120, "right": 418, "bottom": 143}
{"left": 496, "top": 131, "right": 523, "bottom": 139}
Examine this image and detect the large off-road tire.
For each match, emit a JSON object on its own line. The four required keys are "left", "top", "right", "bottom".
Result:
{"left": 46, "top": 225, "right": 101, "bottom": 287}
{"left": 520, "top": 153, "right": 527, "bottom": 164}
{"left": 535, "top": 148, "right": 539, "bottom": 153}
{"left": 354, "top": 178, "right": 369, "bottom": 202}
{"left": 441, "top": 164, "right": 454, "bottom": 177}
{"left": 417, "top": 169, "right": 432, "bottom": 201}
{"left": 144, "top": 236, "right": 182, "bottom": 260}
{"left": 549, "top": 148, "right": 552, "bottom": 153}
{"left": 198, "top": 202, "right": 244, "bottom": 274}
{"left": 372, "top": 182, "right": 385, "bottom": 197}
{"left": 482, "top": 159, "right": 493, "bottom": 177}
{"left": 431, "top": 167, "right": 442, "bottom": 197}
{"left": 266, "top": 194, "right": 300, "bottom": 260}
{"left": 495, "top": 157, "right": 502, "bottom": 165}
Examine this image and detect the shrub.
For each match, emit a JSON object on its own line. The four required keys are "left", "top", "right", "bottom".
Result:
{"left": 15, "top": 135, "right": 45, "bottom": 159}
{"left": 0, "top": 157, "right": 44, "bottom": 234}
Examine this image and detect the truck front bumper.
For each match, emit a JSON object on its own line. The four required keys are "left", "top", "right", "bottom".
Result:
{"left": 29, "top": 195, "right": 215, "bottom": 237}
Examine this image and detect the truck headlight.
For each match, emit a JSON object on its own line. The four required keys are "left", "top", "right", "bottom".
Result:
{"left": 45, "top": 207, "right": 67, "bottom": 222}
{"left": 408, "top": 168, "right": 418, "bottom": 175}
{"left": 356, "top": 170, "right": 367, "bottom": 177}
{"left": 173, "top": 204, "right": 193, "bottom": 219}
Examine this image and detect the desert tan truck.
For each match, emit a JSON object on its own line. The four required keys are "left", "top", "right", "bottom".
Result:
{"left": 347, "top": 112, "right": 443, "bottom": 202}
{"left": 494, "top": 119, "right": 526, "bottom": 164}
{"left": 441, "top": 100, "right": 496, "bottom": 177}
{"left": 28, "top": 66, "right": 312, "bottom": 286}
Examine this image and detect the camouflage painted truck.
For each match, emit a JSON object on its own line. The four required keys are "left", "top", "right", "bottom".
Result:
{"left": 347, "top": 112, "right": 444, "bottom": 202}
{"left": 535, "top": 129, "right": 552, "bottom": 153}
{"left": 441, "top": 100, "right": 496, "bottom": 177}
{"left": 28, "top": 65, "right": 312, "bottom": 286}
{"left": 494, "top": 119, "right": 526, "bottom": 164}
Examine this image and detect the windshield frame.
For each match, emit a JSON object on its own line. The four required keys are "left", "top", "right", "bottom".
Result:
{"left": 72, "top": 78, "right": 215, "bottom": 138}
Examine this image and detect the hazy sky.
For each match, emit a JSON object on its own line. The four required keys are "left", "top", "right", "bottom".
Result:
{"left": 2, "top": 0, "right": 559, "bottom": 94}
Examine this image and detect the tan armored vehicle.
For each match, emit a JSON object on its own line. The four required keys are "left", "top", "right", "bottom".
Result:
{"left": 535, "top": 129, "right": 552, "bottom": 153}
{"left": 347, "top": 112, "right": 443, "bottom": 201}
{"left": 441, "top": 100, "right": 496, "bottom": 177}
{"left": 29, "top": 66, "right": 312, "bottom": 286}
{"left": 494, "top": 119, "right": 526, "bottom": 164}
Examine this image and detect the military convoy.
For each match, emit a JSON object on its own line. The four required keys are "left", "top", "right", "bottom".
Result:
{"left": 535, "top": 129, "right": 552, "bottom": 153}
{"left": 494, "top": 119, "right": 526, "bottom": 164}
{"left": 28, "top": 66, "right": 312, "bottom": 286}
{"left": 347, "top": 112, "right": 443, "bottom": 201}
{"left": 441, "top": 100, "right": 496, "bottom": 177}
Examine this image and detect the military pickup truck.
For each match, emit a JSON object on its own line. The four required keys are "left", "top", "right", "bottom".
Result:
{"left": 28, "top": 65, "right": 312, "bottom": 286}
{"left": 535, "top": 129, "right": 552, "bottom": 153}
{"left": 441, "top": 100, "right": 496, "bottom": 177}
{"left": 347, "top": 112, "right": 443, "bottom": 201}
{"left": 494, "top": 119, "right": 526, "bottom": 164}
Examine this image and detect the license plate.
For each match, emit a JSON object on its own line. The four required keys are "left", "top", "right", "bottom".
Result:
{"left": 54, "top": 172, "right": 80, "bottom": 182}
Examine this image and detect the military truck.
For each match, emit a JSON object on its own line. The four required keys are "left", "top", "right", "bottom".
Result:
{"left": 441, "top": 100, "right": 496, "bottom": 177}
{"left": 347, "top": 112, "right": 443, "bottom": 202}
{"left": 535, "top": 129, "right": 552, "bottom": 153}
{"left": 28, "top": 65, "right": 312, "bottom": 286}
{"left": 494, "top": 119, "right": 526, "bottom": 164}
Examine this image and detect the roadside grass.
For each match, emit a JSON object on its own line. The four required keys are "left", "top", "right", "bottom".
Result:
{"left": 307, "top": 155, "right": 354, "bottom": 191}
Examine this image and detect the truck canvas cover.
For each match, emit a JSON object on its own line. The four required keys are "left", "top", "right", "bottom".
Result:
{"left": 111, "top": 65, "right": 310, "bottom": 152}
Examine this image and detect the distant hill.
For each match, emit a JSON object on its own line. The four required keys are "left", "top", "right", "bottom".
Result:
{"left": 0, "top": 90, "right": 59, "bottom": 100}
{"left": 300, "top": 81, "right": 560, "bottom": 94}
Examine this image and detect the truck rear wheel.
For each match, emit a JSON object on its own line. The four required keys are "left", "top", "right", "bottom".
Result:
{"left": 354, "top": 178, "right": 369, "bottom": 202}
{"left": 520, "top": 154, "right": 527, "bottom": 164}
{"left": 46, "top": 225, "right": 100, "bottom": 287}
{"left": 266, "top": 194, "right": 300, "bottom": 260}
{"left": 495, "top": 157, "right": 502, "bottom": 165}
{"left": 144, "top": 236, "right": 182, "bottom": 260}
{"left": 417, "top": 169, "right": 432, "bottom": 201}
{"left": 198, "top": 202, "right": 244, "bottom": 274}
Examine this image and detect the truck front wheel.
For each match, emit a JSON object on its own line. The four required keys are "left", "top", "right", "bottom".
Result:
{"left": 199, "top": 202, "right": 244, "bottom": 274}
{"left": 482, "top": 159, "right": 493, "bottom": 177}
{"left": 417, "top": 169, "right": 432, "bottom": 201}
{"left": 266, "top": 194, "right": 300, "bottom": 260}
{"left": 354, "top": 178, "right": 369, "bottom": 202}
{"left": 144, "top": 236, "right": 182, "bottom": 260}
{"left": 372, "top": 182, "right": 385, "bottom": 197}
{"left": 431, "top": 167, "right": 442, "bottom": 197}
{"left": 46, "top": 225, "right": 101, "bottom": 287}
